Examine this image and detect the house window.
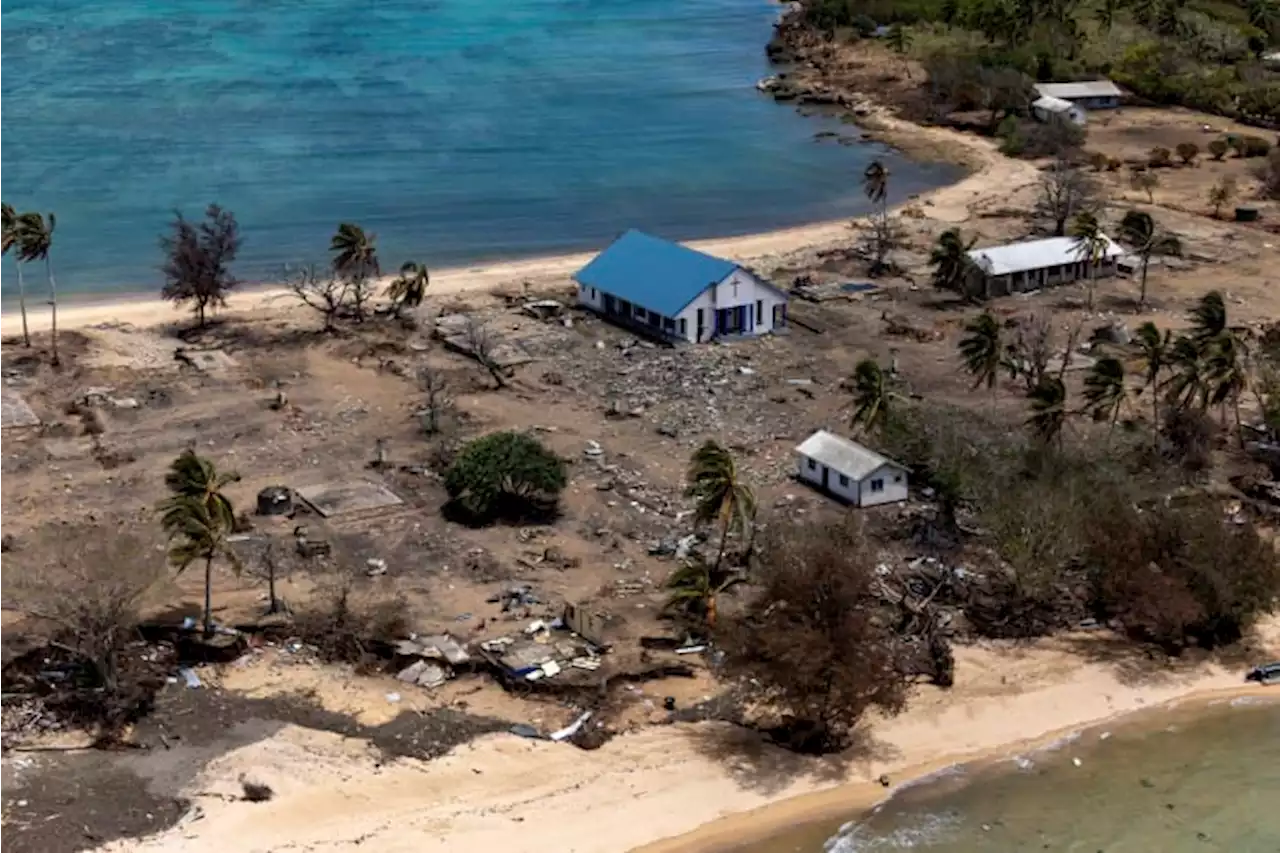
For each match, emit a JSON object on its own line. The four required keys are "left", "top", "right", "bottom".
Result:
{"left": 838, "top": 474, "right": 849, "bottom": 487}
{"left": 635, "top": 308, "right": 646, "bottom": 321}
{"left": 807, "top": 458, "right": 817, "bottom": 471}
{"left": 732, "top": 281, "right": 739, "bottom": 298}
{"left": 870, "top": 478, "right": 885, "bottom": 493}
{"left": 894, "top": 474, "right": 902, "bottom": 482}
{"left": 756, "top": 300, "right": 763, "bottom": 325}
{"left": 590, "top": 287, "right": 597, "bottom": 300}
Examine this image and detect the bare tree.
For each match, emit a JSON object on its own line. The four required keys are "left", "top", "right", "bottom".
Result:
{"left": 289, "top": 265, "right": 349, "bottom": 332}
{"left": 1036, "top": 157, "right": 1100, "bottom": 236}
{"left": 417, "top": 365, "right": 452, "bottom": 435}
{"left": 347, "top": 273, "right": 376, "bottom": 323}
{"left": 1004, "top": 312, "right": 1056, "bottom": 393}
{"left": 465, "top": 318, "right": 512, "bottom": 389}
{"left": 859, "top": 213, "right": 905, "bottom": 274}
{"left": 3, "top": 525, "right": 165, "bottom": 692}
{"left": 160, "top": 204, "right": 241, "bottom": 328}
{"left": 243, "top": 541, "right": 291, "bottom": 615}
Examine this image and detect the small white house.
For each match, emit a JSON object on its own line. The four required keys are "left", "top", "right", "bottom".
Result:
{"left": 795, "top": 430, "right": 909, "bottom": 507}
{"left": 1032, "top": 95, "right": 1086, "bottom": 127}
{"left": 968, "top": 234, "right": 1124, "bottom": 297}
{"left": 574, "top": 229, "right": 789, "bottom": 343}
{"left": 1032, "top": 80, "right": 1123, "bottom": 110}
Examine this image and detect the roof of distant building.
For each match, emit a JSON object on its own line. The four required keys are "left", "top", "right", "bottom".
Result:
{"left": 968, "top": 235, "right": 1123, "bottom": 278}
{"left": 1033, "top": 80, "right": 1123, "bottom": 100}
{"left": 795, "top": 430, "right": 904, "bottom": 480}
{"left": 573, "top": 229, "right": 740, "bottom": 317}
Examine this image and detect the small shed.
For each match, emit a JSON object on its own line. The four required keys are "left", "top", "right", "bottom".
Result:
{"left": 795, "top": 430, "right": 908, "bottom": 507}
{"left": 1032, "top": 95, "right": 1086, "bottom": 127}
{"left": 1032, "top": 80, "right": 1123, "bottom": 110}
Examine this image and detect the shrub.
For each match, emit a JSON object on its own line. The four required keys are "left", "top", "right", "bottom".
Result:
{"left": 292, "top": 568, "right": 410, "bottom": 664}
{"left": 1107, "top": 157, "right": 1123, "bottom": 172}
{"left": 1148, "top": 146, "right": 1173, "bottom": 168}
{"left": 716, "top": 520, "right": 913, "bottom": 753}
{"left": 1258, "top": 149, "right": 1280, "bottom": 200}
{"left": 1087, "top": 498, "right": 1280, "bottom": 649}
{"left": 1175, "top": 141, "right": 1199, "bottom": 165}
{"left": 444, "top": 431, "right": 567, "bottom": 524}
{"left": 1088, "top": 151, "right": 1109, "bottom": 172}
{"left": 1242, "top": 135, "right": 1273, "bottom": 158}
{"left": 1208, "top": 138, "right": 1229, "bottom": 160}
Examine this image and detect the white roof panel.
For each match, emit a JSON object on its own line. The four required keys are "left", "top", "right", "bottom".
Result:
{"left": 968, "top": 235, "right": 1123, "bottom": 278}
{"left": 1034, "top": 80, "right": 1123, "bottom": 100}
{"left": 795, "top": 430, "right": 903, "bottom": 481}
{"left": 1033, "top": 95, "right": 1075, "bottom": 112}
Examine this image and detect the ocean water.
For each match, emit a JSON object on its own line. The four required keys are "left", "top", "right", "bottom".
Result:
{"left": 732, "top": 700, "right": 1280, "bottom": 853}
{"left": 0, "top": 0, "right": 958, "bottom": 297}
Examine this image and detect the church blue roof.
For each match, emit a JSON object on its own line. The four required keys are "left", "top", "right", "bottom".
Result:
{"left": 573, "top": 229, "right": 739, "bottom": 317}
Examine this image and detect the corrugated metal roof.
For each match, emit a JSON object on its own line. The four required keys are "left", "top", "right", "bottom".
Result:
{"left": 968, "top": 235, "right": 1124, "bottom": 277}
{"left": 573, "top": 229, "right": 738, "bottom": 318}
{"left": 795, "top": 430, "right": 903, "bottom": 480}
{"left": 1033, "top": 95, "right": 1075, "bottom": 113}
{"left": 1033, "top": 80, "right": 1123, "bottom": 100}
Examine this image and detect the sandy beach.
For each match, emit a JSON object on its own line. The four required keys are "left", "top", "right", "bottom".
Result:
{"left": 85, "top": 624, "right": 1277, "bottom": 853}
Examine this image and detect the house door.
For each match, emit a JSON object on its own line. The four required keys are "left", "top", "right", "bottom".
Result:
{"left": 603, "top": 295, "right": 616, "bottom": 314}
{"left": 696, "top": 308, "right": 705, "bottom": 342}
{"left": 820, "top": 465, "right": 828, "bottom": 491}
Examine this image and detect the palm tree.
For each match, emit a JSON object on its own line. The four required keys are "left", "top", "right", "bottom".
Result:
{"left": 685, "top": 440, "right": 756, "bottom": 571}
{"left": 1119, "top": 210, "right": 1181, "bottom": 311}
{"left": 330, "top": 222, "right": 380, "bottom": 281}
{"left": 1135, "top": 321, "right": 1172, "bottom": 437}
{"left": 930, "top": 228, "right": 978, "bottom": 299}
{"left": 1188, "top": 290, "right": 1227, "bottom": 344}
{"left": 158, "top": 450, "right": 241, "bottom": 636}
{"left": 387, "top": 261, "right": 429, "bottom": 316}
{"left": 885, "top": 25, "right": 913, "bottom": 76}
{"left": 1, "top": 203, "right": 30, "bottom": 347}
{"left": 16, "top": 211, "right": 58, "bottom": 365}
{"left": 850, "top": 358, "right": 892, "bottom": 433}
{"left": 1069, "top": 211, "right": 1109, "bottom": 312}
{"left": 1027, "top": 376, "right": 1068, "bottom": 447}
{"left": 1166, "top": 334, "right": 1210, "bottom": 410}
{"left": 664, "top": 556, "right": 745, "bottom": 628}
{"left": 1083, "top": 356, "right": 1128, "bottom": 438}
{"left": 1205, "top": 328, "right": 1250, "bottom": 439}
{"left": 958, "top": 312, "right": 1004, "bottom": 401}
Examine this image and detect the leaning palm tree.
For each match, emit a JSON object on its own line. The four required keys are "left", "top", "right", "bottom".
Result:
{"left": 16, "top": 211, "right": 58, "bottom": 365}
{"left": 1027, "top": 376, "right": 1068, "bottom": 448}
{"left": 929, "top": 228, "right": 978, "bottom": 299}
{"left": 1135, "top": 321, "right": 1172, "bottom": 438}
{"left": 1, "top": 203, "right": 30, "bottom": 347}
{"left": 1083, "top": 356, "right": 1127, "bottom": 439}
{"left": 1069, "top": 211, "right": 1109, "bottom": 312}
{"left": 850, "top": 358, "right": 892, "bottom": 433}
{"left": 1205, "top": 330, "right": 1250, "bottom": 439}
{"left": 1165, "top": 334, "right": 1211, "bottom": 411}
{"left": 1188, "top": 290, "right": 1227, "bottom": 344}
{"left": 958, "top": 312, "right": 1004, "bottom": 402}
{"left": 663, "top": 556, "right": 745, "bottom": 628}
{"left": 387, "top": 260, "right": 429, "bottom": 317}
{"left": 158, "top": 449, "right": 241, "bottom": 635}
{"left": 685, "top": 440, "right": 756, "bottom": 570}
{"left": 1119, "top": 210, "right": 1181, "bottom": 311}
{"left": 329, "top": 222, "right": 380, "bottom": 281}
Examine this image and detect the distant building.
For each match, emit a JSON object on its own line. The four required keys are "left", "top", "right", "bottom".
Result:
{"left": 795, "top": 430, "right": 908, "bottom": 507}
{"left": 1032, "top": 95, "right": 1086, "bottom": 127}
{"left": 967, "top": 235, "right": 1124, "bottom": 296}
{"left": 1032, "top": 80, "right": 1123, "bottom": 110}
{"left": 574, "top": 229, "right": 789, "bottom": 343}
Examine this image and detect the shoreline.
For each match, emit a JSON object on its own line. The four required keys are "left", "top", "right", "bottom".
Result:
{"left": 634, "top": 686, "right": 1279, "bottom": 853}
{"left": 88, "top": 633, "right": 1279, "bottom": 853}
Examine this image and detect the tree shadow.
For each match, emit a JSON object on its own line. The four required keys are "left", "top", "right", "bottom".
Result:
{"left": 1052, "top": 630, "right": 1265, "bottom": 688}
{"left": 440, "top": 495, "right": 562, "bottom": 528}
{"left": 685, "top": 721, "right": 900, "bottom": 797}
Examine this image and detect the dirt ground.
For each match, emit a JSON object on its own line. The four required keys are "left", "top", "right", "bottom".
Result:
{"left": 5, "top": 47, "right": 1280, "bottom": 849}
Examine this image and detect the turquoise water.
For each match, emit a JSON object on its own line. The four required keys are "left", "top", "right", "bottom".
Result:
{"left": 0, "top": 0, "right": 958, "bottom": 296}
{"left": 732, "top": 700, "right": 1280, "bottom": 853}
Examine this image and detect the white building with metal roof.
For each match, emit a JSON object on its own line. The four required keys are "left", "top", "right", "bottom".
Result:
{"left": 1032, "top": 80, "right": 1123, "bottom": 109}
{"left": 795, "top": 430, "right": 908, "bottom": 507}
{"left": 968, "top": 234, "right": 1124, "bottom": 296}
